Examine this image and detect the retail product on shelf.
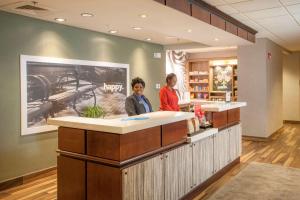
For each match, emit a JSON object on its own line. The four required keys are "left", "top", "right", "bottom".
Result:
{"left": 187, "top": 59, "right": 238, "bottom": 101}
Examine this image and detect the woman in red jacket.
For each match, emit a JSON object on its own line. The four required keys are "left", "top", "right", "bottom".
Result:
{"left": 159, "top": 73, "right": 180, "bottom": 111}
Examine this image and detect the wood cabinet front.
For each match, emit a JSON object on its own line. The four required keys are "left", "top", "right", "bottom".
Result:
{"left": 192, "top": 136, "right": 214, "bottom": 186}
{"left": 229, "top": 124, "right": 242, "bottom": 162}
{"left": 162, "top": 120, "right": 188, "bottom": 146}
{"left": 122, "top": 155, "right": 164, "bottom": 200}
{"left": 212, "top": 111, "right": 228, "bottom": 129}
{"left": 57, "top": 156, "right": 86, "bottom": 200}
{"left": 164, "top": 145, "right": 193, "bottom": 200}
{"left": 87, "top": 126, "right": 161, "bottom": 161}
{"left": 213, "top": 129, "right": 230, "bottom": 172}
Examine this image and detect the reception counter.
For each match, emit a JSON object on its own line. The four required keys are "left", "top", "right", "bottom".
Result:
{"left": 48, "top": 104, "right": 245, "bottom": 200}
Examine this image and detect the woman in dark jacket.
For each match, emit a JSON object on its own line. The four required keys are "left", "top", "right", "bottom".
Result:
{"left": 125, "top": 77, "right": 153, "bottom": 116}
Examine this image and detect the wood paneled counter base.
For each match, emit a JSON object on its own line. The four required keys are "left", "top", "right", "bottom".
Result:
{"left": 57, "top": 120, "right": 241, "bottom": 200}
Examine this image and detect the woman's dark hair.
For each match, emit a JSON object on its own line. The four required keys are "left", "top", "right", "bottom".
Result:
{"left": 131, "top": 77, "right": 145, "bottom": 89}
{"left": 166, "top": 73, "right": 177, "bottom": 83}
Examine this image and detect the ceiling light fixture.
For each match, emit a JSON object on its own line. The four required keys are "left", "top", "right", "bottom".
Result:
{"left": 81, "top": 13, "right": 94, "bottom": 17}
{"left": 109, "top": 30, "right": 118, "bottom": 34}
{"left": 55, "top": 18, "right": 66, "bottom": 22}
{"left": 145, "top": 38, "right": 151, "bottom": 41}
{"left": 167, "top": 36, "right": 176, "bottom": 39}
{"left": 132, "top": 27, "right": 142, "bottom": 30}
{"left": 140, "top": 14, "right": 147, "bottom": 18}
{"left": 187, "top": 29, "right": 192, "bottom": 33}
{"left": 214, "top": 38, "right": 219, "bottom": 41}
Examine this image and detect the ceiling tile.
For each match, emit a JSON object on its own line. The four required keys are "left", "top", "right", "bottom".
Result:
{"left": 255, "top": 15, "right": 297, "bottom": 28}
{"left": 287, "top": 3, "right": 300, "bottom": 14}
{"left": 293, "top": 13, "right": 300, "bottom": 23}
{"left": 230, "top": 0, "right": 281, "bottom": 12}
{"left": 245, "top": 7, "right": 288, "bottom": 19}
{"left": 216, "top": 5, "right": 239, "bottom": 14}
{"left": 202, "top": 0, "right": 226, "bottom": 6}
{"left": 230, "top": 13, "right": 250, "bottom": 21}
{"left": 224, "top": 0, "right": 252, "bottom": 3}
{"left": 280, "top": 0, "right": 300, "bottom": 6}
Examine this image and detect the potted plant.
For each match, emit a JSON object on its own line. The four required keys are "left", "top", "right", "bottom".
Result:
{"left": 82, "top": 105, "right": 106, "bottom": 118}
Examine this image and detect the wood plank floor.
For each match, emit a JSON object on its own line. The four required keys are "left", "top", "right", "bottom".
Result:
{"left": 0, "top": 123, "right": 299, "bottom": 200}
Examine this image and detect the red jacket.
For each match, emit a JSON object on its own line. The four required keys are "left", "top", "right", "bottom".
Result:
{"left": 159, "top": 86, "right": 180, "bottom": 111}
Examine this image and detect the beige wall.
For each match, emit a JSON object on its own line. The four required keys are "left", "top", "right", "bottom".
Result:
{"left": 238, "top": 38, "right": 283, "bottom": 138}
{"left": 266, "top": 39, "right": 283, "bottom": 135}
{"left": 283, "top": 52, "right": 300, "bottom": 121}
{"left": 187, "top": 49, "right": 237, "bottom": 60}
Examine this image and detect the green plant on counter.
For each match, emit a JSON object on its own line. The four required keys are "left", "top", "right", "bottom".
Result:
{"left": 83, "top": 105, "right": 106, "bottom": 118}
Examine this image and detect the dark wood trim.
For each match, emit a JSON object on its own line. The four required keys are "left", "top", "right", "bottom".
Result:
{"left": 211, "top": 13, "right": 226, "bottom": 30}
{"left": 86, "top": 126, "right": 161, "bottom": 161}
{"left": 162, "top": 120, "right": 188, "bottom": 146}
{"left": 191, "top": 3, "right": 210, "bottom": 24}
{"left": 226, "top": 21, "right": 238, "bottom": 35}
{"left": 58, "top": 140, "right": 187, "bottom": 168}
{"left": 227, "top": 108, "right": 240, "bottom": 125}
{"left": 87, "top": 163, "right": 122, "bottom": 200}
{"left": 189, "top": 0, "right": 257, "bottom": 34}
{"left": 166, "top": 0, "right": 191, "bottom": 15}
{"left": 181, "top": 157, "right": 240, "bottom": 200}
{"left": 0, "top": 166, "right": 56, "bottom": 191}
{"left": 247, "top": 32, "right": 255, "bottom": 43}
{"left": 212, "top": 111, "right": 228, "bottom": 129}
{"left": 284, "top": 120, "right": 300, "bottom": 124}
{"left": 57, "top": 156, "right": 86, "bottom": 200}
{"left": 58, "top": 127, "right": 86, "bottom": 154}
{"left": 238, "top": 27, "right": 248, "bottom": 40}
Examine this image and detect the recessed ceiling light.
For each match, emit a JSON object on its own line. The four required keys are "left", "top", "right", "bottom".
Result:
{"left": 214, "top": 38, "right": 219, "bottom": 41}
{"left": 132, "top": 27, "right": 142, "bottom": 30}
{"left": 140, "top": 14, "right": 147, "bottom": 18}
{"left": 81, "top": 13, "right": 94, "bottom": 17}
{"left": 55, "top": 18, "right": 66, "bottom": 22}
{"left": 167, "top": 36, "right": 176, "bottom": 39}
{"left": 109, "top": 30, "right": 118, "bottom": 34}
{"left": 187, "top": 29, "right": 192, "bottom": 33}
{"left": 145, "top": 38, "right": 151, "bottom": 41}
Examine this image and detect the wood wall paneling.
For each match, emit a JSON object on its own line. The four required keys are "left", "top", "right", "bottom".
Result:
{"left": 57, "top": 156, "right": 85, "bottom": 200}
{"left": 166, "top": 0, "right": 191, "bottom": 15}
{"left": 162, "top": 120, "right": 188, "bottom": 146}
{"left": 211, "top": 14, "right": 226, "bottom": 30}
{"left": 212, "top": 111, "right": 228, "bottom": 129}
{"left": 191, "top": 4, "right": 210, "bottom": 24}
{"left": 247, "top": 32, "right": 256, "bottom": 43}
{"left": 87, "top": 126, "right": 161, "bottom": 161}
{"left": 238, "top": 27, "right": 248, "bottom": 40}
{"left": 58, "top": 127, "right": 85, "bottom": 154}
{"left": 226, "top": 22, "right": 238, "bottom": 35}
{"left": 119, "top": 126, "right": 161, "bottom": 161}
{"left": 228, "top": 108, "right": 240, "bottom": 125}
{"left": 87, "top": 163, "right": 122, "bottom": 200}
{"left": 87, "top": 131, "right": 120, "bottom": 160}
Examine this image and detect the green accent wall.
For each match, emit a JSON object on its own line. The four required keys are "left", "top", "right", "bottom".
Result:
{"left": 0, "top": 11, "right": 165, "bottom": 182}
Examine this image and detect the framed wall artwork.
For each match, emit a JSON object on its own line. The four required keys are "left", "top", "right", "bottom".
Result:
{"left": 20, "top": 55, "right": 129, "bottom": 135}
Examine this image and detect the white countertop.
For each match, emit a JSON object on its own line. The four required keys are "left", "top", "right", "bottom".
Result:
{"left": 200, "top": 102, "right": 247, "bottom": 112}
{"left": 187, "top": 128, "right": 218, "bottom": 143}
{"left": 47, "top": 111, "right": 195, "bottom": 134}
